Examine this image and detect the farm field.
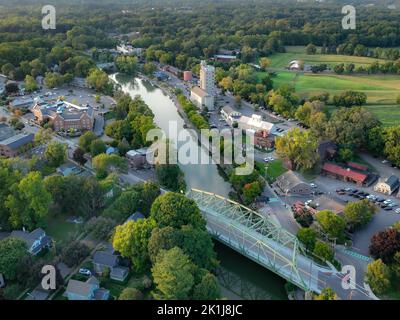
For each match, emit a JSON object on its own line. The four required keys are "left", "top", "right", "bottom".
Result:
{"left": 257, "top": 71, "right": 400, "bottom": 105}
{"left": 266, "top": 46, "right": 389, "bottom": 69}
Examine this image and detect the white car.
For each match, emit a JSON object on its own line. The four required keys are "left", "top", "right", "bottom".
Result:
{"left": 79, "top": 268, "right": 91, "bottom": 276}
{"left": 305, "top": 200, "right": 312, "bottom": 205}
{"left": 263, "top": 158, "right": 269, "bottom": 163}
{"left": 384, "top": 200, "right": 393, "bottom": 205}
{"left": 396, "top": 208, "right": 400, "bottom": 214}
{"left": 382, "top": 160, "right": 389, "bottom": 164}
{"left": 310, "top": 183, "right": 317, "bottom": 188}
{"left": 267, "top": 156, "right": 275, "bottom": 161}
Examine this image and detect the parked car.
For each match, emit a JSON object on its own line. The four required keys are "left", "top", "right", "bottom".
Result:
{"left": 384, "top": 207, "right": 393, "bottom": 211}
{"left": 395, "top": 208, "right": 400, "bottom": 214}
{"left": 310, "top": 183, "right": 317, "bottom": 188}
{"left": 79, "top": 268, "right": 91, "bottom": 276}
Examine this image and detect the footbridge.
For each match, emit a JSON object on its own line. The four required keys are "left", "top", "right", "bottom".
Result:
{"left": 186, "top": 189, "right": 374, "bottom": 300}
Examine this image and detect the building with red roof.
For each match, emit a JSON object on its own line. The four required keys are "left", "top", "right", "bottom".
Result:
{"left": 322, "top": 163, "right": 369, "bottom": 186}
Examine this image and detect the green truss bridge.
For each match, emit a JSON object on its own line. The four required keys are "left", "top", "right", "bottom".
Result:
{"left": 186, "top": 189, "right": 374, "bottom": 300}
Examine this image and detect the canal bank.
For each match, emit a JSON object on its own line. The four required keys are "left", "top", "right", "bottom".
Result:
{"left": 110, "top": 73, "right": 288, "bottom": 300}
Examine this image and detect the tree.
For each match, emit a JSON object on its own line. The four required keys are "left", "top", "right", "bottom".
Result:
{"left": 259, "top": 57, "right": 271, "bottom": 70}
{"left": 297, "top": 228, "right": 317, "bottom": 252}
{"left": 275, "top": 128, "right": 319, "bottom": 170}
{"left": 92, "top": 154, "right": 127, "bottom": 179}
{"left": 44, "top": 141, "right": 66, "bottom": 167}
{"left": 332, "top": 91, "right": 367, "bottom": 108}
{"left": 118, "top": 288, "right": 143, "bottom": 300}
{"left": 148, "top": 226, "right": 181, "bottom": 263}
{"left": 142, "top": 62, "right": 156, "bottom": 75}
{"left": 369, "top": 228, "right": 400, "bottom": 263}
{"left": 5, "top": 81, "right": 19, "bottom": 95}
{"left": 314, "top": 287, "right": 338, "bottom": 300}
{"left": 78, "top": 131, "right": 97, "bottom": 152}
{"left": 6, "top": 171, "right": 52, "bottom": 230}
{"left": 315, "top": 210, "right": 346, "bottom": 242}
{"left": 34, "top": 128, "right": 53, "bottom": 145}
{"left": 155, "top": 164, "right": 186, "bottom": 192}
{"left": 85, "top": 217, "right": 116, "bottom": 240}
{"left": 384, "top": 125, "right": 400, "bottom": 167}
{"left": 86, "top": 68, "right": 113, "bottom": 94}
{"left": 90, "top": 139, "right": 107, "bottom": 157}
{"left": 365, "top": 259, "right": 390, "bottom": 295}
{"left": 116, "top": 55, "right": 138, "bottom": 75}
{"left": 193, "top": 272, "right": 221, "bottom": 300}
{"left": 0, "top": 238, "right": 28, "bottom": 280}
{"left": 61, "top": 241, "right": 90, "bottom": 268}
{"left": 325, "top": 107, "right": 380, "bottom": 151}
{"left": 73, "top": 147, "right": 86, "bottom": 165}
{"left": 44, "top": 72, "right": 64, "bottom": 88}
{"left": 151, "top": 247, "right": 195, "bottom": 300}
{"left": 112, "top": 219, "right": 157, "bottom": 272}
{"left": 306, "top": 43, "right": 317, "bottom": 55}
{"left": 150, "top": 193, "right": 206, "bottom": 230}
{"left": 24, "top": 75, "right": 38, "bottom": 92}
{"left": 313, "top": 241, "right": 334, "bottom": 262}
{"left": 343, "top": 200, "right": 376, "bottom": 231}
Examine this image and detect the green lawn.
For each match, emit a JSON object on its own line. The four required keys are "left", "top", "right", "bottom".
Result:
{"left": 266, "top": 46, "right": 388, "bottom": 69}
{"left": 265, "top": 160, "right": 287, "bottom": 183}
{"left": 46, "top": 216, "right": 79, "bottom": 242}
{"left": 364, "top": 104, "right": 400, "bottom": 127}
{"left": 257, "top": 69, "right": 400, "bottom": 126}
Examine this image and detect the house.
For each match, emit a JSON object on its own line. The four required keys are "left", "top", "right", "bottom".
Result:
{"left": 213, "top": 54, "right": 238, "bottom": 63}
{"left": 190, "top": 86, "right": 214, "bottom": 111}
{"left": 237, "top": 114, "right": 276, "bottom": 135}
{"left": 322, "top": 163, "right": 369, "bottom": 186}
{"left": 57, "top": 164, "right": 82, "bottom": 177}
{"left": 0, "top": 124, "right": 34, "bottom": 158}
{"left": 126, "top": 148, "right": 153, "bottom": 169}
{"left": 317, "top": 140, "right": 338, "bottom": 162}
{"left": 93, "top": 251, "right": 119, "bottom": 275}
{"left": 31, "top": 99, "right": 94, "bottom": 132}
{"left": 106, "top": 146, "right": 118, "bottom": 155}
{"left": 9, "top": 97, "right": 34, "bottom": 110}
{"left": 10, "top": 228, "right": 52, "bottom": 255}
{"left": 221, "top": 106, "right": 241, "bottom": 124}
{"left": 65, "top": 276, "right": 109, "bottom": 300}
{"left": 126, "top": 212, "right": 145, "bottom": 223}
{"left": 92, "top": 250, "right": 130, "bottom": 282}
{"left": 110, "top": 267, "right": 130, "bottom": 282}
{"left": 254, "top": 131, "right": 275, "bottom": 149}
{"left": 374, "top": 175, "right": 400, "bottom": 195}
{"left": 153, "top": 71, "right": 169, "bottom": 81}
{"left": 275, "top": 171, "right": 312, "bottom": 195}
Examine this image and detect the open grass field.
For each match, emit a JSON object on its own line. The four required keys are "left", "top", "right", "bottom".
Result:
{"left": 46, "top": 216, "right": 79, "bottom": 241}
{"left": 267, "top": 46, "right": 388, "bottom": 69}
{"left": 257, "top": 71, "right": 400, "bottom": 105}
{"left": 364, "top": 104, "right": 400, "bottom": 127}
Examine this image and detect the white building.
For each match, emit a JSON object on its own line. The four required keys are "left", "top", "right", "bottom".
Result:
{"left": 221, "top": 106, "right": 241, "bottom": 124}
{"left": 190, "top": 86, "right": 214, "bottom": 111}
{"left": 200, "top": 60, "right": 215, "bottom": 96}
{"left": 237, "top": 114, "right": 276, "bottom": 134}
{"left": 190, "top": 60, "right": 215, "bottom": 110}
{"left": 116, "top": 44, "right": 142, "bottom": 56}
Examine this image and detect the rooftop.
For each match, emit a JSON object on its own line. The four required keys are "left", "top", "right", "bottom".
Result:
{"left": 0, "top": 132, "right": 34, "bottom": 150}
{"left": 191, "top": 86, "right": 210, "bottom": 98}
{"left": 238, "top": 114, "right": 275, "bottom": 132}
{"left": 322, "top": 163, "right": 368, "bottom": 183}
{"left": 33, "top": 99, "right": 94, "bottom": 121}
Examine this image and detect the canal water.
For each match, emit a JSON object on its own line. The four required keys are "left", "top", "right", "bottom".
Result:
{"left": 110, "top": 74, "right": 287, "bottom": 300}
